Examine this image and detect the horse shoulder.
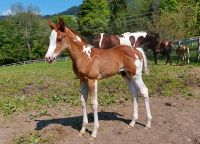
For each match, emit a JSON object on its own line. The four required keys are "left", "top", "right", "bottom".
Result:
{"left": 116, "top": 45, "right": 136, "bottom": 58}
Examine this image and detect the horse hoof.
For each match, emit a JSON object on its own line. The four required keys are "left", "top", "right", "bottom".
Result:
{"left": 129, "top": 123, "right": 135, "bottom": 128}
{"left": 89, "top": 136, "right": 96, "bottom": 141}
{"left": 144, "top": 125, "right": 151, "bottom": 129}
{"left": 79, "top": 132, "right": 85, "bottom": 136}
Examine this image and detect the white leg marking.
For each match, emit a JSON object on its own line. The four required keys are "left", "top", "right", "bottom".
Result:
{"left": 79, "top": 81, "right": 89, "bottom": 135}
{"left": 123, "top": 77, "right": 138, "bottom": 128}
{"left": 90, "top": 80, "right": 99, "bottom": 139}
{"left": 134, "top": 77, "right": 152, "bottom": 128}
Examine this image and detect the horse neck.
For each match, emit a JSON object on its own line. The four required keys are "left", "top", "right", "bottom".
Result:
{"left": 65, "top": 28, "right": 90, "bottom": 62}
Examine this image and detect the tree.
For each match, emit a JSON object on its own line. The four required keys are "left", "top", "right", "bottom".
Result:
{"left": 51, "top": 15, "right": 78, "bottom": 30}
{"left": 126, "top": 0, "right": 153, "bottom": 32}
{"left": 151, "top": 1, "right": 198, "bottom": 39}
{"left": 78, "top": 0, "right": 110, "bottom": 36}
{"left": 9, "top": 2, "right": 41, "bottom": 59}
{"left": 109, "top": 0, "right": 128, "bottom": 34}
{"left": 159, "top": 0, "right": 179, "bottom": 13}
{"left": 0, "top": 18, "right": 28, "bottom": 64}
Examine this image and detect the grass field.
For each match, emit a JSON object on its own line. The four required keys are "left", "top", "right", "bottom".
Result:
{"left": 0, "top": 59, "right": 199, "bottom": 117}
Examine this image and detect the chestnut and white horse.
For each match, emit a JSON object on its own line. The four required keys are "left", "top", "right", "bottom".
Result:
{"left": 45, "top": 19, "right": 152, "bottom": 139}
{"left": 176, "top": 42, "right": 190, "bottom": 64}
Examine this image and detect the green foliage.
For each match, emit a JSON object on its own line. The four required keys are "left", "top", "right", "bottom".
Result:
{"left": 0, "top": 2, "right": 49, "bottom": 65}
{"left": 0, "top": 19, "right": 29, "bottom": 64}
{"left": 152, "top": 1, "right": 199, "bottom": 39}
{"left": 78, "top": 0, "right": 110, "bottom": 35}
{"left": 51, "top": 15, "right": 78, "bottom": 30}
{"left": 109, "top": 0, "right": 128, "bottom": 34}
{"left": 159, "top": 0, "right": 179, "bottom": 13}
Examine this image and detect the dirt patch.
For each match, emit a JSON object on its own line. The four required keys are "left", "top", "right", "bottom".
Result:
{"left": 0, "top": 97, "right": 200, "bottom": 144}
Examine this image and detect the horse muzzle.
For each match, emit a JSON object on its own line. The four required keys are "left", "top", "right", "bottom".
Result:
{"left": 45, "top": 54, "right": 56, "bottom": 63}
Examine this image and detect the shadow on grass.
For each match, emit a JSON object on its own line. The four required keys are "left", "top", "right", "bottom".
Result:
{"left": 35, "top": 112, "right": 145, "bottom": 132}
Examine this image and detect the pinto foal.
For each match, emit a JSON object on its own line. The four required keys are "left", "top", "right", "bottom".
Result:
{"left": 45, "top": 19, "right": 152, "bottom": 139}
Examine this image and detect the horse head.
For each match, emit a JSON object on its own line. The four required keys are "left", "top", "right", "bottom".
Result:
{"left": 45, "top": 18, "right": 69, "bottom": 63}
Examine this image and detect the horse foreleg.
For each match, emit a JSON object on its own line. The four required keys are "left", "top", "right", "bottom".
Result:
{"left": 166, "top": 55, "right": 171, "bottom": 65}
{"left": 187, "top": 54, "right": 190, "bottom": 64}
{"left": 79, "top": 80, "right": 89, "bottom": 135}
{"left": 134, "top": 77, "right": 152, "bottom": 128}
{"left": 176, "top": 55, "right": 180, "bottom": 64}
{"left": 88, "top": 79, "right": 99, "bottom": 139}
{"left": 123, "top": 77, "right": 138, "bottom": 127}
{"left": 153, "top": 53, "right": 158, "bottom": 65}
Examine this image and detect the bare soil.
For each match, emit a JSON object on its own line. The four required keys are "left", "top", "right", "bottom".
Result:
{"left": 0, "top": 97, "right": 200, "bottom": 144}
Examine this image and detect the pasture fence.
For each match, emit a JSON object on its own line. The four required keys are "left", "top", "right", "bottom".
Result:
{"left": 0, "top": 57, "right": 68, "bottom": 67}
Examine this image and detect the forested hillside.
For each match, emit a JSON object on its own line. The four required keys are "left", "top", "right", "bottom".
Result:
{"left": 0, "top": 0, "right": 199, "bottom": 65}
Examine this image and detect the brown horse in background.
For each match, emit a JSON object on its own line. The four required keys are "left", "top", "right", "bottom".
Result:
{"left": 154, "top": 39, "right": 173, "bottom": 65}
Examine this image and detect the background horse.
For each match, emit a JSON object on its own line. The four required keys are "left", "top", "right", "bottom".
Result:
{"left": 92, "top": 31, "right": 155, "bottom": 49}
{"left": 92, "top": 32, "right": 173, "bottom": 65}
{"left": 45, "top": 19, "right": 152, "bottom": 139}
{"left": 92, "top": 32, "right": 159, "bottom": 73}
{"left": 154, "top": 39, "right": 173, "bottom": 65}
{"left": 176, "top": 44, "right": 190, "bottom": 64}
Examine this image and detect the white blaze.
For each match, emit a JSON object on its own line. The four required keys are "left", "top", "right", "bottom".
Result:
{"left": 46, "top": 30, "right": 57, "bottom": 57}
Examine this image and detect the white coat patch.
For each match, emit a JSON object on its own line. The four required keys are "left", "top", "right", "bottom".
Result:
{"left": 119, "top": 32, "right": 147, "bottom": 47}
{"left": 83, "top": 45, "right": 93, "bottom": 58}
{"left": 74, "top": 35, "right": 81, "bottom": 42}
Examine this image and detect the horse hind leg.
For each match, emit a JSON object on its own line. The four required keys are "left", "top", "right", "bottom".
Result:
{"left": 134, "top": 76, "right": 152, "bottom": 128}
{"left": 123, "top": 77, "right": 138, "bottom": 128}
{"left": 88, "top": 79, "right": 99, "bottom": 139}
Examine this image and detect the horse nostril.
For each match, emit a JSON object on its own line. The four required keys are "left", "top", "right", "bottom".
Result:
{"left": 48, "top": 57, "right": 51, "bottom": 60}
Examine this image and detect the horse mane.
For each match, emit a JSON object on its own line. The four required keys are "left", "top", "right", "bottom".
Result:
{"left": 66, "top": 26, "right": 89, "bottom": 44}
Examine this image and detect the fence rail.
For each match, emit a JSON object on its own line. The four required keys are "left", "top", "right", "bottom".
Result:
{"left": 0, "top": 57, "right": 68, "bottom": 67}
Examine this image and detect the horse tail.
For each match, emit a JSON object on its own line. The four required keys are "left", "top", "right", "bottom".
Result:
{"left": 136, "top": 47, "right": 149, "bottom": 75}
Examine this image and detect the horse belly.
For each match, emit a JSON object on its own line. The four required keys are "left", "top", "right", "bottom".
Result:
{"left": 98, "top": 59, "right": 121, "bottom": 78}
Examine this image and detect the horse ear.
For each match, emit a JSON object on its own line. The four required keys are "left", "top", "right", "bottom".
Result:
{"left": 48, "top": 19, "right": 55, "bottom": 30}
{"left": 58, "top": 18, "right": 65, "bottom": 32}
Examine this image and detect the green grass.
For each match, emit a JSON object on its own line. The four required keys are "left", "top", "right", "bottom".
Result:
{"left": 0, "top": 60, "right": 199, "bottom": 116}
